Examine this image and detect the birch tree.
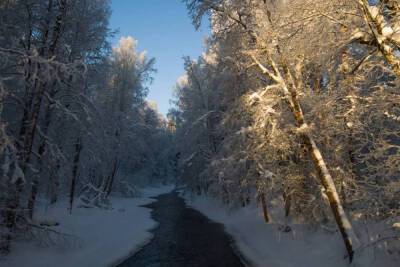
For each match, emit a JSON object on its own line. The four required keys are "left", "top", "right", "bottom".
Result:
{"left": 179, "top": 0, "right": 400, "bottom": 261}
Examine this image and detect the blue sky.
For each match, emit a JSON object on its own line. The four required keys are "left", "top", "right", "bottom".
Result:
{"left": 109, "top": 0, "right": 210, "bottom": 116}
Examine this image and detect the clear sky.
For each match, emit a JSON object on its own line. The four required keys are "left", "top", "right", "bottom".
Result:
{"left": 109, "top": 0, "right": 210, "bottom": 116}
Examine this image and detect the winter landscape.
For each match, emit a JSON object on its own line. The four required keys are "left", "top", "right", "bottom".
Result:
{"left": 0, "top": 0, "right": 400, "bottom": 266}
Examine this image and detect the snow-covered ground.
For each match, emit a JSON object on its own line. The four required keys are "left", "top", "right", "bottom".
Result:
{"left": 183, "top": 192, "right": 399, "bottom": 267}
{"left": 1, "top": 185, "right": 174, "bottom": 267}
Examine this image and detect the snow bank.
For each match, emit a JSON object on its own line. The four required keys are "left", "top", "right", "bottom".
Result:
{"left": 183, "top": 193, "right": 399, "bottom": 267}
{"left": 2, "top": 185, "right": 174, "bottom": 267}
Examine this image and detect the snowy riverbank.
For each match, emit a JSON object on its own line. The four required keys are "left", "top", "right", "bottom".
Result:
{"left": 1, "top": 185, "right": 174, "bottom": 267}
{"left": 183, "top": 192, "right": 399, "bottom": 267}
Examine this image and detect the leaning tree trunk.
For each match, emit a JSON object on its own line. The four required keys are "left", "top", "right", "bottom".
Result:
{"left": 358, "top": 0, "right": 400, "bottom": 79}
{"left": 285, "top": 63, "right": 357, "bottom": 263}
{"left": 251, "top": 54, "right": 358, "bottom": 262}
{"left": 301, "top": 132, "right": 357, "bottom": 261}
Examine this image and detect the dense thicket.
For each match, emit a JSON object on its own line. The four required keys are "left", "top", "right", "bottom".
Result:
{"left": 171, "top": 0, "right": 400, "bottom": 261}
{"left": 0, "top": 0, "right": 172, "bottom": 253}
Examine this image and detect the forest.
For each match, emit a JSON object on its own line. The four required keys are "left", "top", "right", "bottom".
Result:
{"left": 0, "top": 0, "right": 400, "bottom": 266}
{"left": 0, "top": 0, "right": 174, "bottom": 256}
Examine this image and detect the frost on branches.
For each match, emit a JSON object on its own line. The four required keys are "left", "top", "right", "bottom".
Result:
{"left": 0, "top": 0, "right": 173, "bottom": 255}
{"left": 171, "top": 0, "right": 400, "bottom": 264}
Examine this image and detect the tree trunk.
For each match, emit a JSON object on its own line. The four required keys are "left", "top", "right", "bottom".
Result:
{"left": 18, "top": 70, "right": 35, "bottom": 151}
{"left": 49, "top": 162, "right": 60, "bottom": 205}
{"left": 20, "top": 0, "right": 68, "bottom": 219}
{"left": 289, "top": 84, "right": 357, "bottom": 263}
{"left": 302, "top": 134, "right": 357, "bottom": 259}
{"left": 105, "top": 160, "right": 119, "bottom": 197}
{"left": 18, "top": 0, "right": 54, "bottom": 161}
{"left": 26, "top": 82, "right": 57, "bottom": 217}
{"left": 48, "top": 0, "right": 67, "bottom": 57}
{"left": 358, "top": 0, "right": 400, "bottom": 79}
{"left": 2, "top": 163, "right": 24, "bottom": 254}
{"left": 251, "top": 53, "right": 358, "bottom": 262}
{"left": 19, "top": 0, "right": 67, "bottom": 171}
{"left": 21, "top": 80, "right": 47, "bottom": 170}
{"left": 286, "top": 66, "right": 357, "bottom": 263}
{"left": 259, "top": 193, "right": 270, "bottom": 223}
{"left": 69, "top": 138, "right": 82, "bottom": 214}
{"left": 283, "top": 189, "right": 291, "bottom": 218}
{"left": 26, "top": 174, "right": 38, "bottom": 219}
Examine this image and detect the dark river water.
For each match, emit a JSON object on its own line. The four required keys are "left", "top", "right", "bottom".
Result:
{"left": 116, "top": 191, "right": 247, "bottom": 267}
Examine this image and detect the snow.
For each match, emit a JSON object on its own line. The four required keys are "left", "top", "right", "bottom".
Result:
{"left": 182, "top": 192, "right": 399, "bottom": 267}
{"left": 1, "top": 185, "right": 174, "bottom": 267}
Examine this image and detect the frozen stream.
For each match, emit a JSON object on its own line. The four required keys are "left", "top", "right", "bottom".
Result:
{"left": 117, "top": 191, "right": 247, "bottom": 267}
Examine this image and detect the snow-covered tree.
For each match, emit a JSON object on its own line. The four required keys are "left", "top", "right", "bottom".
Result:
{"left": 0, "top": 0, "right": 170, "bottom": 253}
{"left": 172, "top": 0, "right": 400, "bottom": 262}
